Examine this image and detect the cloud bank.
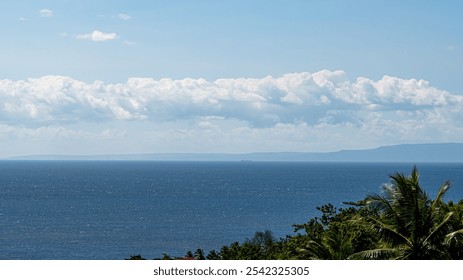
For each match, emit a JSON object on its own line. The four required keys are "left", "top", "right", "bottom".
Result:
{"left": 1, "top": 70, "right": 460, "bottom": 125}
{"left": 1, "top": 70, "right": 462, "bottom": 155}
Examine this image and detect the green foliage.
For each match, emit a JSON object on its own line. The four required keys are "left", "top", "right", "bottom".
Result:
{"left": 291, "top": 204, "right": 379, "bottom": 259}
{"left": 194, "top": 249, "right": 206, "bottom": 260}
{"left": 442, "top": 200, "right": 463, "bottom": 259}
{"left": 357, "top": 166, "right": 462, "bottom": 259}
{"left": 125, "top": 255, "right": 146, "bottom": 260}
{"left": 161, "top": 253, "right": 172, "bottom": 260}
{"left": 206, "top": 250, "right": 221, "bottom": 260}
{"left": 202, "top": 230, "right": 279, "bottom": 260}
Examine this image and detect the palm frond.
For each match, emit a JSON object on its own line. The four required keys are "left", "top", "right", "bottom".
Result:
{"left": 424, "top": 212, "right": 454, "bottom": 244}
{"left": 349, "top": 248, "right": 397, "bottom": 260}
{"left": 444, "top": 228, "right": 463, "bottom": 245}
{"left": 431, "top": 180, "right": 451, "bottom": 211}
{"left": 368, "top": 217, "right": 411, "bottom": 247}
{"left": 297, "top": 239, "right": 332, "bottom": 260}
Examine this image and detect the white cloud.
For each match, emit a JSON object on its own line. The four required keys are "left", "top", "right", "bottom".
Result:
{"left": 19, "top": 17, "right": 28, "bottom": 21}
{"left": 76, "top": 30, "right": 118, "bottom": 42}
{"left": 117, "top": 13, "right": 131, "bottom": 20}
{"left": 39, "top": 9, "right": 54, "bottom": 17}
{"left": 1, "top": 71, "right": 461, "bottom": 126}
{"left": 1, "top": 71, "right": 463, "bottom": 154}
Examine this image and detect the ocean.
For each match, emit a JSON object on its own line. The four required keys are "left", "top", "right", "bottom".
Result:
{"left": 0, "top": 161, "right": 462, "bottom": 259}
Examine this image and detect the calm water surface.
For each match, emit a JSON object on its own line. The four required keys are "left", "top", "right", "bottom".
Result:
{"left": 0, "top": 161, "right": 462, "bottom": 259}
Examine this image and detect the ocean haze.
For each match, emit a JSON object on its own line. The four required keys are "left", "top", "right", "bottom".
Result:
{"left": 6, "top": 143, "right": 463, "bottom": 162}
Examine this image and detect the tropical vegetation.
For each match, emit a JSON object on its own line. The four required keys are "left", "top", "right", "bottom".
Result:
{"left": 127, "top": 166, "right": 463, "bottom": 260}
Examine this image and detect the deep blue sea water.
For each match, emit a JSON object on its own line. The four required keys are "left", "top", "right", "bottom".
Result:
{"left": 0, "top": 161, "right": 462, "bottom": 259}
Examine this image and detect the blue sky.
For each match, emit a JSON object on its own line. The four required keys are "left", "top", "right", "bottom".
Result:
{"left": 1, "top": 0, "right": 462, "bottom": 157}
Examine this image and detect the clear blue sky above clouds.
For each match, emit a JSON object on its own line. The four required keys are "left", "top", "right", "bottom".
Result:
{"left": 1, "top": 0, "right": 462, "bottom": 157}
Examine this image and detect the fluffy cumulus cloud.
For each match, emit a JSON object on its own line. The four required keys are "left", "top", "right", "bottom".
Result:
{"left": 39, "top": 9, "right": 54, "bottom": 17}
{"left": 1, "top": 70, "right": 462, "bottom": 155}
{"left": 76, "top": 30, "right": 118, "bottom": 42}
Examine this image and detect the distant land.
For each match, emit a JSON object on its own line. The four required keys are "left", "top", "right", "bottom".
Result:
{"left": 4, "top": 143, "right": 463, "bottom": 162}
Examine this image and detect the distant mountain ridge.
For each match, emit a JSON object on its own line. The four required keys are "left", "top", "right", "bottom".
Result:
{"left": 5, "top": 143, "right": 463, "bottom": 162}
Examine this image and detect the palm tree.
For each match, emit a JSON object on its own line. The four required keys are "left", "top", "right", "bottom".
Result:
{"left": 441, "top": 200, "right": 463, "bottom": 259}
{"left": 295, "top": 204, "right": 378, "bottom": 260}
{"left": 194, "top": 249, "right": 206, "bottom": 260}
{"left": 297, "top": 227, "right": 356, "bottom": 259}
{"left": 358, "top": 166, "right": 463, "bottom": 259}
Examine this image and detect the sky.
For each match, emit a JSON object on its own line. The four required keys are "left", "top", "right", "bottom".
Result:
{"left": 1, "top": 0, "right": 462, "bottom": 157}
